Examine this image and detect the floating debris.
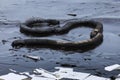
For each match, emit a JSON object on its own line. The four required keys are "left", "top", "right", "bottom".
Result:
{"left": 67, "top": 14, "right": 77, "bottom": 16}
{"left": 84, "top": 58, "right": 91, "bottom": 61}
{"left": 110, "top": 76, "right": 116, "bottom": 80}
{"left": 1, "top": 40, "right": 8, "bottom": 45}
{"left": 105, "top": 64, "right": 120, "bottom": 71}
{"left": 60, "top": 63, "right": 77, "bottom": 67}
{"left": 23, "top": 55, "right": 42, "bottom": 61}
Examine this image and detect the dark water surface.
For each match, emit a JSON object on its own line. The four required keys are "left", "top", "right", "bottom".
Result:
{"left": 0, "top": 18, "right": 120, "bottom": 78}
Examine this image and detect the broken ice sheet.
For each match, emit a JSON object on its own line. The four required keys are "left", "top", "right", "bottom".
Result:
{"left": 0, "top": 73, "right": 27, "bottom": 80}
{"left": 33, "top": 68, "right": 57, "bottom": 79}
{"left": 105, "top": 64, "right": 120, "bottom": 71}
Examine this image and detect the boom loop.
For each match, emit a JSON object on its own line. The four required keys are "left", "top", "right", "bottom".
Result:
{"left": 12, "top": 18, "right": 103, "bottom": 52}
